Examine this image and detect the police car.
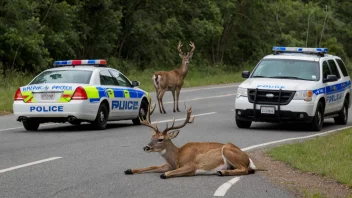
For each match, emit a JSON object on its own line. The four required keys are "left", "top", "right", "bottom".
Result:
{"left": 235, "top": 47, "right": 351, "bottom": 131}
{"left": 13, "top": 59, "right": 152, "bottom": 131}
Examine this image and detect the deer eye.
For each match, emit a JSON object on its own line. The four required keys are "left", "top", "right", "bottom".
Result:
{"left": 158, "top": 139, "right": 164, "bottom": 142}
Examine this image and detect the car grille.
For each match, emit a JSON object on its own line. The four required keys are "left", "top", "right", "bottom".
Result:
{"left": 248, "top": 89, "right": 295, "bottom": 105}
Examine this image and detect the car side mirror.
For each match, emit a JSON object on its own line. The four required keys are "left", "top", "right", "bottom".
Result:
{"left": 323, "top": 75, "right": 338, "bottom": 83}
{"left": 242, "top": 71, "right": 250, "bottom": 78}
{"left": 131, "top": 80, "right": 140, "bottom": 87}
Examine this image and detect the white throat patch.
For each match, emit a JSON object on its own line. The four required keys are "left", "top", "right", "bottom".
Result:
{"left": 159, "top": 149, "right": 166, "bottom": 155}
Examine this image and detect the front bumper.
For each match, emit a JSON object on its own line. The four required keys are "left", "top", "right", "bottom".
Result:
{"left": 13, "top": 100, "right": 99, "bottom": 123}
{"left": 235, "top": 96, "right": 315, "bottom": 123}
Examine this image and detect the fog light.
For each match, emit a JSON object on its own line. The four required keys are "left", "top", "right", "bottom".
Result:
{"left": 299, "top": 113, "right": 304, "bottom": 119}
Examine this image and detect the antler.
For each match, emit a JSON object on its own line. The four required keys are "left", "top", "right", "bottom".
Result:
{"left": 187, "top": 41, "right": 195, "bottom": 57}
{"left": 162, "top": 103, "right": 195, "bottom": 134}
{"left": 178, "top": 40, "right": 184, "bottom": 56}
{"left": 139, "top": 99, "right": 159, "bottom": 132}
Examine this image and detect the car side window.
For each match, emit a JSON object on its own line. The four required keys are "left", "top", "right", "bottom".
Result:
{"left": 109, "top": 70, "right": 131, "bottom": 87}
{"left": 327, "top": 59, "right": 341, "bottom": 79}
{"left": 322, "top": 61, "right": 331, "bottom": 79}
{"left": 100, "top": 70, "right": 118, "bottom": 86}
{"left": 335, "top": 59, "right": 349, "bottom": 77}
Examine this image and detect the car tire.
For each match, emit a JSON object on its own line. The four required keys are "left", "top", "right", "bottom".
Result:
{"left": 310, "top": 102, "right": 324, "bottom": 131}
{"left": 92, "top": 103, "right": 109, "bottom": 130}
{"left": 236, "top": 115, "right": 252, "bottom": 128}
{"left": 23, "top": 120, "right": 40, "bottom": 131}
{"left": 132, "top": 100, "right": 148, "bottom": 125}
{"left": 334, "top": 99, "right": 348, "bottom": 125}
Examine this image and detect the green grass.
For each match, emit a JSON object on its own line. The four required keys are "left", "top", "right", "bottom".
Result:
{"left": 0, "top": 65, "right": 248, "bottom": 113}
{"left": 267, "top": 128, "right": 352, "bottom": 188}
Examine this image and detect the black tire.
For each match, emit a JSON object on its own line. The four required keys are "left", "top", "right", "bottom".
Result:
{"left": 334, "top": 99, "right": 348, "bottom": 125}
{"left": 310, "top": 102, "right": 324, "bottom": 131}
{"left": 132, "top": 100, "right": 148, "bottom": 125}
{"left": 23, "top": 120, "right": 40, "bottom": 131}
{"left": 236, "top": 115, "right": 252, "bottom": 128}
{"left": 92, "top": 103, "right": 109, "bottom": 130}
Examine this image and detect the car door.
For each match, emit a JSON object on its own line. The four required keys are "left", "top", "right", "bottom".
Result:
{"left": 324, "top": 59, "right": 344, "bottom": 113}
{"left": 334, "top": 58, "right": 351, "bottom": 109}
{"left": 322, "top": 60, "right": 335, "bottom": 114}
{"left": 109, "top": 69, "right": 139, "bottom": 117}
{"left": 99, "top": 69, "right": 127, "bottom": 118}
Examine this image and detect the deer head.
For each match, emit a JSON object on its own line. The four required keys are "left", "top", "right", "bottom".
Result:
{"left": 138, "top": 99, "right": 195, "bottom": 153}
{"left": 178, "top": 41, "right": 195, "bottom": 65}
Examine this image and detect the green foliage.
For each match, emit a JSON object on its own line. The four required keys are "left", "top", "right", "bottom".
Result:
{"left": 267, "top": 128, "right": 352, "bottom": 188}
{"left": 1, "top": 0, "right": 352, "bottom": 74}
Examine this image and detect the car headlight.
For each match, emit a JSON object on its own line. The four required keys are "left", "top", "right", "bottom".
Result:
{"left": 237, "top": 87, "right": 248, "bottom": 98}
{"left": 293, "top": 90, "right": 313, "bottom": 102}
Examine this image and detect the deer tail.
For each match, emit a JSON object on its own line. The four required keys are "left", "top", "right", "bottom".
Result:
{"left": 152, "top": 74, "right": 161, "bottom": 89}
{"left": 248, "top": 158, "right": 267, "bottom": 174}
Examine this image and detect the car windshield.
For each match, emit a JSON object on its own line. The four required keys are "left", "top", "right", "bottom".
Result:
{"left": 251, "top": 59, "right": 320, "bottom": 81}
{"left": 29, "top": 70, "right": 92, "bottom": 84}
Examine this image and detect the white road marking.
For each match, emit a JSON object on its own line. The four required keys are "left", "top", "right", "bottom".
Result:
{"left": 181, "top": 84, "right": 239, "bottom": 93}
{"left": 164, "top": 94, "right": 236, "bottom": 104}
{"left": 0, "top": 157, "right": 62, "bottom": 174}
{"left": 0, "top": 123, "right": 59, "bottom": 132}
{"left": 151, "top": 112, "right": 217, "bottom": 124}
{"left": 213, "top": 125, "right": 352, "bottom": 197}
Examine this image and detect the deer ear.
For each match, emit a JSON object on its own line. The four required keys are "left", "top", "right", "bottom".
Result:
{"left": 179, "top": 53, "right": 183, "bottom": 58}
{"left": 167, "top": 130, "right": 180, "bottom": 139}
{"left": 149, "top": 129, "right": 157, "bottom": 135}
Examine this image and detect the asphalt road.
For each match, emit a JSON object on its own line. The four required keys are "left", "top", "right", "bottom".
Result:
{"left": 1, "top": 83, "right": 351, "bottom": 198}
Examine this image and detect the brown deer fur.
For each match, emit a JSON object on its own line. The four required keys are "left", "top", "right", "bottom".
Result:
{"left": 152, "top": 41, "right": 195, "bottom": 114}
{"left": 124, "top": 100, "right": 265, "bottom": 179}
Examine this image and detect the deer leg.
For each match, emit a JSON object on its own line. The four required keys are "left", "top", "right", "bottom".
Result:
{"left": 124, "top": 163, "right": 171, "bottom": 174}
{"left": 217, "top": 143, "right": 250, "bottom": 176}
{"left": 158, "top": 89, "right": 167, "bottom": 114}
{"left": 171, "top": 90, "right": 176, "bottom": 112}
{"left": 155, "top": 88, "right": 163, "bottom": 114}
{"left": 176, "top": 87, "right": 181, "bottom": 112}
{"left": 160, "top": 165, "right": 196, "bottom": 179}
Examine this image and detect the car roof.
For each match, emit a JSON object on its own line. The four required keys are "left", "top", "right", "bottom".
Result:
{"left": 263, "top": 53, "right": 341, "bottom": 62}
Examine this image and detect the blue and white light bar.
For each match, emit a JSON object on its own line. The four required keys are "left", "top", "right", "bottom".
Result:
{"left": 272, "top": 46, "right": 328, "bottom": 54}
{"left": 53, "top": 59, "right": 107, "bottom": 67}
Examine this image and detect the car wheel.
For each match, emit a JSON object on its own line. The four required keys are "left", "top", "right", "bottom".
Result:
{"left": 23, "top": 119, "right": 40, "bottom": 131}
{"left": 334, "top": 99, "right": 348, "bottom": 125}
{"left": 132, "top": 100, "right": 148, "bottom": 125}
{"left": 92, "top": 103, "right": 109, "bottom": 130}
{"left": 310, "top": 102, "right": 324, "bottom": 131}
{"left": 236, "top": 115, "right": 252, "bottom": 128}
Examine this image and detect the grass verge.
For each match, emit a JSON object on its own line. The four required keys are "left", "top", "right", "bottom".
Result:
{"left": 267, "top": 128, "right": 352, "bottom": 189}
{"left": 0, "top": 65, "right": 248, "bottom": 114}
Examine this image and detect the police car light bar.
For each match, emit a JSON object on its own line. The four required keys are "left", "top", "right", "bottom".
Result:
{"left": 272, "top": 46, "right": 328, "bottom": 54}
{"left": 53, "top": 59, "right": 107, "bottom": 67}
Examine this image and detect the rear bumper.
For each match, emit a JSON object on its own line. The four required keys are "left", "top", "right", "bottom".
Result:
{"left": 13, "top": 100, "right": 99, "bottom": 123}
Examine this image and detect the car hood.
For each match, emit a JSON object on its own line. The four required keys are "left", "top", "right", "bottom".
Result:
{"left": 240, "top": 78, "right": 317, "bottom": 91}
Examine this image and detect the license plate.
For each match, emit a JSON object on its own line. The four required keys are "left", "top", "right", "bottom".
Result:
{"left": 260, "top": 106, "right": 275, "bottom": 114}
{"left": 41, "top": 93, "right": 55, "bottom": 100}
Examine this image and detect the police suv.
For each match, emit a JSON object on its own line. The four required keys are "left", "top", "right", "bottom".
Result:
{"left": 235, "top": 47, "right": 351, "bottom": 131}
{"left": 13, "top": 59, "right": 151, "bottom": 131}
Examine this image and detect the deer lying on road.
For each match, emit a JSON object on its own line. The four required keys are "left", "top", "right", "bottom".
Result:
{"left": 152, "top": 41, "right": 195, "bottom": 114}
{"left": 124, "top": 100, "right": 263, "bottom": 179}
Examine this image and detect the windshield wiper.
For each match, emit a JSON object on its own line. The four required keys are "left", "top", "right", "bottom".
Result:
{"left": 251, "top": 75, "right": 267, "bottom": 78}
{"left": 269, "top": 76, "right": 307, "bottom": 80}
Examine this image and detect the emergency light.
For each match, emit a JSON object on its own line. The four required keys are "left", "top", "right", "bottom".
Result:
{"left": 272, "top": 46, "right": 328, "bottom": 55}
{"left": 53, "top": 59, "right": 107, "bottom": 67}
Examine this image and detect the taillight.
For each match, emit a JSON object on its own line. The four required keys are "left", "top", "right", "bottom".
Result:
{"left": 71, "top": 86, "right": 88, "bottom": 100}
{"left": 14, "top": 88, "right": 24, "bottom": 101}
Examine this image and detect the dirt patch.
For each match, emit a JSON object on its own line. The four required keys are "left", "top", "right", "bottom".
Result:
{"left": 0, "top": 111, "right": 12, "bottom": 116}
{"left": 248, "top": 149, "right": 352, "bottom": 198}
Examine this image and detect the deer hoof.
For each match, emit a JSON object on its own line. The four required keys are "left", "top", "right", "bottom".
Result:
{"left": 160, "top": 173, "right": 167, "bottom": 179}
{"left": 217, "top": 171, "right": 223, "bottom": 176}
{"left": 124, "top": 169, "right": 133, "bottom": 175}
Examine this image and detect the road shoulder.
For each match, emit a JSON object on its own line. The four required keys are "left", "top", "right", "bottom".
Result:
{"left": 248, "top": 149, "right": 352, "bottom": 198}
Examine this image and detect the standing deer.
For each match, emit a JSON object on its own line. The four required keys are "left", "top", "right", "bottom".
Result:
{"left": 152, "top": 41, "right": 195, "bottom": 114}
{"left": 124, "top": 100, "right": 264, "bottom": 179}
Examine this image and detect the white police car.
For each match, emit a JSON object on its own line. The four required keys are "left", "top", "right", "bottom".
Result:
{"left": 13, "top": 59, "right": 152, "bottom": 131}
{"left": 235, "top": 47, "right": 351, "bottom": 131}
